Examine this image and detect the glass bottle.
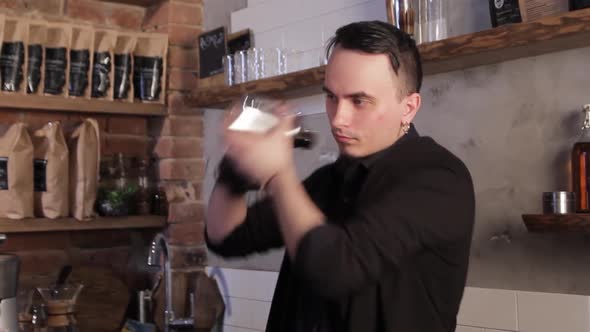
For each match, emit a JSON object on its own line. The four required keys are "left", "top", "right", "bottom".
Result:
{"left": 136, "top": 158, "right": 153, "bottom": 215}
{"left": 151, "top": 187, "right": 168, "bottom": 216}
{"left": 572, "top": 104, "right": 590, "bottom": 212}
{"left": 387, "top": 0, "right": 417, "bottom": 38}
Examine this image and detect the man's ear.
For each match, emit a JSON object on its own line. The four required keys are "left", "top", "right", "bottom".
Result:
{"left": 402, "top": 92, "right": 421, "bottom": 123}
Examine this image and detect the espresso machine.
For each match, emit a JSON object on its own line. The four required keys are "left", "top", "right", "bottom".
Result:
{"left": 0, "top": 234, "right": 19, "bottom": 332}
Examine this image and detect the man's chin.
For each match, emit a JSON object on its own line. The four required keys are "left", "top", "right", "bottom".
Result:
{"left": 338, "top": 145, "right": 367, "bottom": 159}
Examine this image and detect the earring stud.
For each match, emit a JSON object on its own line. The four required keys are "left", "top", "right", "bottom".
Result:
{"left": 402, "top": 122, "right": 410, "bottom": 135}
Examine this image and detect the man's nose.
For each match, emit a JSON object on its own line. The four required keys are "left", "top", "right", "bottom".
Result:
{"left": 330, "top": 102, "right": 352, "bottom": 129}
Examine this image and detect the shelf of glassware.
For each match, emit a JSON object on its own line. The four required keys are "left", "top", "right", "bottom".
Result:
{"left": 187, "top": 8, "right": 590, "bottom": 108}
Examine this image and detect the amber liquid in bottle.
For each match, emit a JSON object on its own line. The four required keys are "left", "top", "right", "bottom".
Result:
{"left": 572, "top": 105, "right": 590, "bottom": 212}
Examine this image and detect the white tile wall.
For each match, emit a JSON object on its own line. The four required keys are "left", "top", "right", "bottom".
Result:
{"left": 321, "top": 0, "right": 388, "bottom": 44}
{"left": 247, "top": 0, "right": 267, "bottom": 8}
{"left": 231, "top": 1, "right": 307, "bottom": 33}
{"left": 282, "top": 17, "right": 325, "bottom": 51}
{"left": 253, "top": 29, "right": 284, "bottom": 49}
{"left": 232, "top": 0, "right": 388, "bottom": 52}
{"left": 302, "top": 0, "right": 374, "bottom": 19}
{"left": 208, "top": 267, "right": 590, "bottom": 332}
{"left": 457, "top": 326, "right": 485, "bottom": 332}
{"left": 458, "top": 287, "right": 518, "bottom": 331}
{"left": 207, "top": 267, "right": 276, "bottom": 331}
{"left": 517, "top": 291, "right": 590, "bottom": 332}
{"left": 211, "top": 267, "right": 278, "bottom": 301}
{"left": 222, "top": 297, "right": 271, "bottom": 331}
{"left": 223, "top": 326, "right": 261, "bottom": 332}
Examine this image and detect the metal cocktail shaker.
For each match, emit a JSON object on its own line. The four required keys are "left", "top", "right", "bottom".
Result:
{"left": 218, "top": 95, "right": 317, "bottom": 194}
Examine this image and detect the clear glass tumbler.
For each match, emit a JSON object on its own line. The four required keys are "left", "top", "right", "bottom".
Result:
{"left": 261, "top": 48, "right": 285, "bottom": 78}
{"left": 417, "top": 0, "right": 448, "bottom": 44}
{"left": 223, "top": 54, "right": 234, "bottom": 86}
{"left": 247, "top": 48, "right": 263, "bottom": 81}
{"left": 233, "top": 50, "right": 247, "bottom": 84}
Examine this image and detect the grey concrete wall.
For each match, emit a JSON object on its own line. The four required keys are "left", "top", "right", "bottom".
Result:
{"left": 203, "top": 0, "right": 590, "bottom": 295}
{"left": 419, "top": 47, "right": 590, "bottom": 294}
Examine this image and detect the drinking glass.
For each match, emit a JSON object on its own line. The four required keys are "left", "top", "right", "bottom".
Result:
{"left": 223, "top": 54, "right": 234, "bottom": 86}
{"left": 417, "top": 0, "right": 448, "bottom": 43}
{"left": 246, "top": 48, "right": 263, "bottom": 81}
{"left": 233, "top": 50, "right": 247, "bottom": 84}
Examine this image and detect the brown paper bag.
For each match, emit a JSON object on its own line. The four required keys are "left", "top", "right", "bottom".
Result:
{"left": 68, "top": 25, "right": 93, "bottom": 98}
{"left": 69, "top": 119, "right": 100, "bottom": 221}
{"left": 0, "top": 14, "right": 6, "bottom": 79}
{"left": 91, "top": 30, "right": 116, "bottom": 100}
{"left": 113, "top": 33, "right": 136, "bottom": 102}
{"left": 33, "top": 122, "right": 69, "bottom": 219}
{"left": 44, "top": 23, "right": 71, "bottom": 96}
{"left": 133, "top": 33, "right": 168, "bottom": 103}
{"left": 26, "top": 19, "right": 47, "bottom": 95}
{"left": 0, "top": 123, "right": 34, "bottom": 219}
{"left": 1, "top": 18, "right": 28, "bottom": 93}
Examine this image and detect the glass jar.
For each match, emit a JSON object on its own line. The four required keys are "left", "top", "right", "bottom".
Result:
{"left": 96, "top": 154, "right": 138, "bottom": 216}
{"left": 416, "top": 0, "right": 449, "bottom": 44}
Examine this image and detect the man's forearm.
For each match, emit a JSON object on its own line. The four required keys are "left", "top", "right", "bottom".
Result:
{"left": 268, "top": 166, "right": 325, "bottom": 259}
{"left": 205, "top": 183, "right": 248, "bottom": 244}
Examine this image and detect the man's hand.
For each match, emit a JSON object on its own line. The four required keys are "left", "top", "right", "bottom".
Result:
{"left": 224, "top": 110, "right": 296, "bottom": 189}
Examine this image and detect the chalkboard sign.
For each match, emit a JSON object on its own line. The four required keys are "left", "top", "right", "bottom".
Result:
{"left": 228, "top": 29, "right": 252, "bottom": 55}
{"left": 199, "top": 27, "right": 227, "bottom": 79}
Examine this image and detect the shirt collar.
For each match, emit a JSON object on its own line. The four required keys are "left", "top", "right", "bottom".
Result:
{"left": 335, "top": 123, "right": 420, "bottom": 173}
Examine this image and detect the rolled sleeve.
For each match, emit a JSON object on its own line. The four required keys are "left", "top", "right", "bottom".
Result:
{"left": 206, "top": 165, "right": 333, "bottom": 258}
{"left": 206, "top": 198, "right": 283, "bottom": 257}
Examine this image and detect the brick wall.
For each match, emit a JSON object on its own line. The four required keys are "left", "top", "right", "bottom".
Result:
{"left": 0, "top": 0, "right": 207, "bottom": 328}
{"left": 144, "top": 0, "right": 206, "bottom": 325}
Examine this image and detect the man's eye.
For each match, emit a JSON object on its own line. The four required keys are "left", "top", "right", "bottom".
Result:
{"left": 353, "top": 98, "right": 367, "bottom": 106}
{"left": 326, "top": 94, "right": 337, "bottom": 102}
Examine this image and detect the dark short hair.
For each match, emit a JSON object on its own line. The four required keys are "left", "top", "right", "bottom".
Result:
{"left": 326, "top": 21, "right": 423, "bottom": 95}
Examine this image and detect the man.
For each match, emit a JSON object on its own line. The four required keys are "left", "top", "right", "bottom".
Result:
{"left": 206, "top": 21, "right": 475, "bottom": 332}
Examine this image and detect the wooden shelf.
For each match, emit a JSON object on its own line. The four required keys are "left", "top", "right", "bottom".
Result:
{"left": 188, "top": 8, "right": 590, "bottom": 108}
{"left": 0, "top": 215, "right": 166, "bottom": 233}
{"left": 0, "top": 93, "right": 167, "bottom": 116}
{"left": 189, "top": 65, "right": 326, "bottom": 108}
{"left": 522, "top": 214, "right": 590, "bottom": 233}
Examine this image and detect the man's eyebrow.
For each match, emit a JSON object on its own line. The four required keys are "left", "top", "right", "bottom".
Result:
{"left": 322, "top": 86, "right": 376, "bottom": 101}
{"left": 322, "top": 86, "right": 334, "bottom": 95}
{"left": 346, "top": 92, "right": 376, "bottom": 100}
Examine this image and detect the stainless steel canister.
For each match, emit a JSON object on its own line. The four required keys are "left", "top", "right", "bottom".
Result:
{"left": 542, "top": 191, "right": 576, "bottom": 214}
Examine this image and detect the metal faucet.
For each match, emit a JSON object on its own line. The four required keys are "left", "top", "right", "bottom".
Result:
{"left": 147, "top": 233, "right": 195, "bottom": 331}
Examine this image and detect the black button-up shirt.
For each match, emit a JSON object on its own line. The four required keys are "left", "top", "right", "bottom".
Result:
{"left": 207, "top": 125, "right": 475, "bottom": 332}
